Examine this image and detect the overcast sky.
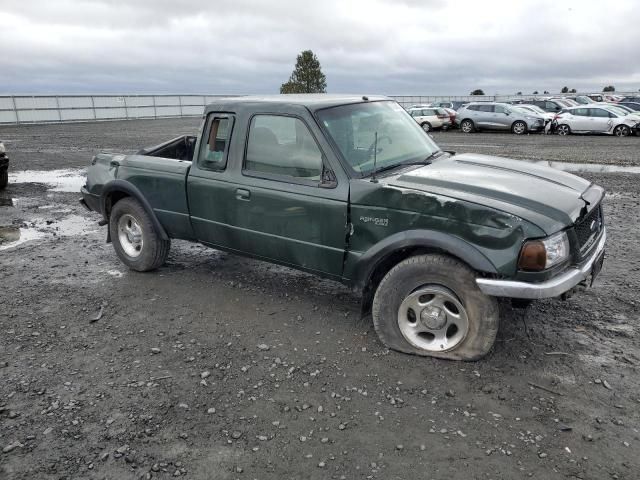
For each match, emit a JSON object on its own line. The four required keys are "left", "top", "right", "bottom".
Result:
{"left": 1, "top": 0, "right": 638, "bottom": 95}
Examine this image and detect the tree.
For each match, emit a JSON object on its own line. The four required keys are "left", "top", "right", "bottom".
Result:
{"left": 516, "top": 91, "right": 522, "bottom": 95}
{"left": 280, "top": 50, "right": 327, "bottom": 94}
{"left": 543, "top": 90, "right": 550, "bottom": 94}
{"left": 603, "top": 85, "right": 615, "bottom": 92}
{"left": 570, "top": 88, "right": 577, "bottom": 93}
{"left": 470, "top": 89, "right": 485, "bottom": 95}
{"left": 533, "top": 91, "right": 539, "bottom": 94}
{"left": 561, "top": 86, "right": 569, "bottom": 93}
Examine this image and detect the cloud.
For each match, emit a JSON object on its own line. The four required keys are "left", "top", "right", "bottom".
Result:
{"left": 0, "top": 0, "right": 638, "bottom": 94}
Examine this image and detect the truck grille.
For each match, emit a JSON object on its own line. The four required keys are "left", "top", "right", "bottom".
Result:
{"left": 574, "top": 204, "right": 603, "bottom": 255}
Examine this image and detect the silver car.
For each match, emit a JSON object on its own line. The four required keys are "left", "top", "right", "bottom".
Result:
{"left": 456, "top": 102, "right": 545, "bottom": 134}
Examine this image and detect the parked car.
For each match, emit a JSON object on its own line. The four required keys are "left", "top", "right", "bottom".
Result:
{"left": 408, "top": 107, "right": 450, "bottom": 131}
{"left": 566, "top": 96, "right": 593, "bottom": 105}
{"left": 0, "top": 141, "right": 8, "bottom": 190}
{"left": 554, "top": 105, "right": 640, "bottom": 136}
{"left": 586, "top": 94, "right": 604, "bottom": 102}
{"left": 619, "top": 101, "right": 640, "bottom": 112}
{"left": 512, "top": 104, "right": 555, "bottom": 123}
{"left": 456, "top": 102, "right": 545, "bottom": 134}
{"left": 621, "top": 96, "right": 640, "bottom": 103}
{"left": 528, "top": 99, "right": 572, "bottom": 113}
{"left": 441, "top": 107, "right": 457, "bottom": 126}
{"left": 549, "top": 97, "right": 580, "bottom": 107}
{"left": 432, "top": 101, "right": 466, "bottom": 111}
{"left": 81, "top": 94, "right": 606, "bottom": 361}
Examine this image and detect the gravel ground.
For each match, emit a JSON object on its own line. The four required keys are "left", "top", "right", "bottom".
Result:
{"left": 1, "top": 119, "right": 639, "bottom": 480}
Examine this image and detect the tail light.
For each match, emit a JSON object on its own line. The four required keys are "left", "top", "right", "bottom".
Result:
{"left": 437, "top": 114, "right": 448, "bottom": 119}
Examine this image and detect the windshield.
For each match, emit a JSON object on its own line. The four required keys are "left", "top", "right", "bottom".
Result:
{"left": 607, "top": 106, "right": 630, "bottom": 116}
{"left": 524, "top": 105, "right": 546, "bottom": 114}
{"left": 316, "top": 101, "right": 439, "bottom": 176}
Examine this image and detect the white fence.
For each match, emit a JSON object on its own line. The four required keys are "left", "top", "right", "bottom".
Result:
{"left": 0, "top": 94, "right": 235, "bottom": 125}
{"left": 1, "top": 93, "right": 636, "bottom": 125}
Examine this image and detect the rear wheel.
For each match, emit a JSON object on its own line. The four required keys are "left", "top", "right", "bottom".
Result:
{"left": 371, "top": 254, "right": 499, "bottom": 361}
{"left": 0, "top": 168, "right": 7, "bottom": 190}
{"left": 460, "top": 119, "right": 475, "bottom": 133}
{"left": 421, "top": 122, "right": 432, "bottom": 132}
{"left": 556, "top": 124, "right": 571, "bottom": 136}
{"left": 109, "top": 197, "right": 170, "bottom": 272}
{"left": 512, "top": 121, "right": 527, "bottom": 135}
{"left": 613, "top": 124, "right": 630, "bottom": 137}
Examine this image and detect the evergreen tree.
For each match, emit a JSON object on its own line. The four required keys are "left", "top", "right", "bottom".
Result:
{"left": 280, "top": 50, "right": 327, "bottom": 94}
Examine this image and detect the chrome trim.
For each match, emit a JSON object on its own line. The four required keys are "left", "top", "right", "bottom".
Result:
{"left": 476, "top": 228, "right": 606, "bottom": 299}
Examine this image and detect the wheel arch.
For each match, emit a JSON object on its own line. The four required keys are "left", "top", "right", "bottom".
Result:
{"left": 351, "top": 230, "right": 498, "bottom": 315}
{"left": 101, "top": 180, "right": 169, "bottom": 243}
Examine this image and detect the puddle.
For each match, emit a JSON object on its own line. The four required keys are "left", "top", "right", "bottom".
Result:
{"left": 534, "top": 161, "right": 640, "bottom": 174}
{"left": 8, "top": 168, "right": 86, "bottom": 192}
{"left": 0, "top": 226, "right": 45, "bottom": 250}
{"left": 0, "top": 214, "right": 97, "bottom": 251}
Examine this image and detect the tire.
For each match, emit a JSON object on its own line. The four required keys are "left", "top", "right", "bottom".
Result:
{"left": 556, "top": 124, "right": 571, "bottom": 136}
{"left": 0, "top": 168, "right": 7, "bottom": 190}
{"left": 109, "top": 197, "right": 170, "bottom": 272}
{"left": 511, "top": 121, "right": 527, "bottom": 135}
{"left": 371, "top": 254, "right": 499, "bottom": 361}
{"left": 421, "top": 122, "right": 432, "bottom": 132}
{"left": 460, "top": 119, "right": 475, "bottom": 133}
{"left": 613, "top": 124, "right": 630, "bottom": 137}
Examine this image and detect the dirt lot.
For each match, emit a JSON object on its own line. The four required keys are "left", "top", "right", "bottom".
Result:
{"left": 1, "top": 119, "right": 639, "bottom": 480}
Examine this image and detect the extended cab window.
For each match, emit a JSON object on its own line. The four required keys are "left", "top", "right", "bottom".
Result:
{"left": 198, "top": 115, "right": 233, "bottom": 171}
{"left": 244, "top": 115, "right": 322, "bottom": 182}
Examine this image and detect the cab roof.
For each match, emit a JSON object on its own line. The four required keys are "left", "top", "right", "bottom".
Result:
{"left": 203, "top": 94, "right": 390, "bottom": 115}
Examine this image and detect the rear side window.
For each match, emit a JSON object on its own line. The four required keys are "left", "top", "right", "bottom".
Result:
{"left": 198, "top": 115, "right": 233, "bottom": 171}
{"left": 572, "top": 108, "right": 589, "bottom": 116}
{"left": 589, "top": 108, "right": 613, "bottom": 118}
{"left": 244, "top": 115, "right": 323, "bottom": 182}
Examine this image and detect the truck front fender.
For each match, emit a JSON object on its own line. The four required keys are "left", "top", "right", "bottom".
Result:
{"left": 101, "top": 179, "right": 169, "bottom": 242}
{"left": 350, "top": 229, "right": 498, "bottom": 291}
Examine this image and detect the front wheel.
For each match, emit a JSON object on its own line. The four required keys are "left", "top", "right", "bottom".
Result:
{"left": 371, "top": 254, "right": 499, "bottom": 361}
{"left": 613, "top": 124, "right": 630, "bottom": 137}
{"left": 460, "top": 119, "right": 475, "bottom": 133}
{"left": 421, "top": 122, "right": 432, "bottom": 132}
{"left": 109, "top": 197, "right": 170, "bottom": 272}
{"left": 512, "top": 121, "right": 527, "bottom": 135}
{"left": 556, "top": 124, "right": 571, "bottom": 136}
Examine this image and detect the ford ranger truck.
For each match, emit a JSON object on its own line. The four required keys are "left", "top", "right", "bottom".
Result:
{"left": 81, "top": 95, "right": 606, "bottom": 361}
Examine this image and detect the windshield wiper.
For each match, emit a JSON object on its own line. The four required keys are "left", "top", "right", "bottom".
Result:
{"left": 367, "top": 151, "right": 444, "bottom": 177}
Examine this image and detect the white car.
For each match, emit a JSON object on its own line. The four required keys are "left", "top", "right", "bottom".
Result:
{"left": 407, "top": 107, "right": 451, "bottom": 132}
{"left": 554, "top": 105, "right": 639, "bottom": 136}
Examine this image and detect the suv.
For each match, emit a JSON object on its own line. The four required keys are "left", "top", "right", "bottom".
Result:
{"left": 456, "top": 102, "right": 545, "bottom": 134}
{"left": 82, "top": 95, "right": 606, "bottom": 361}
{"left": 0, "top": 141, "right": 8, "bottom": 190}
{"left": 407, "top": 107, "right": 451, "bottom": 131}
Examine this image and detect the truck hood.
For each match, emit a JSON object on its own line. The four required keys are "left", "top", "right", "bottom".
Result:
{"left": 386, "top": 153, "right": 599, "bottom": 234}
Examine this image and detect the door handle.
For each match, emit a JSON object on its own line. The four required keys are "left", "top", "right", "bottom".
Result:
{"left": 236, "top": 188, "right": 251, "bottom": 201}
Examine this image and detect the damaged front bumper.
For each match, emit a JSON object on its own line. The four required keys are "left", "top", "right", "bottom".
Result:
{"left": 476, "top": 228, "right": 606, "bottom": 299}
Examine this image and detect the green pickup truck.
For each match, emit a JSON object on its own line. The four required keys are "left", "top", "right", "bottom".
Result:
{"left": 81, "top": 95, "right": 606, "bottom": 360}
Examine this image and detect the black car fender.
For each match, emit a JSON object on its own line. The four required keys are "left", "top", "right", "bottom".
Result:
{"left": 101, "top": 179, "right": 169, "bottom": 242}
{"left": 351, "top": 229, "right": 498, "bottom": 292}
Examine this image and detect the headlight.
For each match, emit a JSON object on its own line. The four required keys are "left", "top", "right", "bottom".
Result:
{"left": 0, "top": 143, "right": 5, "bottom": 154}
{"left": 518, "top": 231, "right": 570, "bottom": 271}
